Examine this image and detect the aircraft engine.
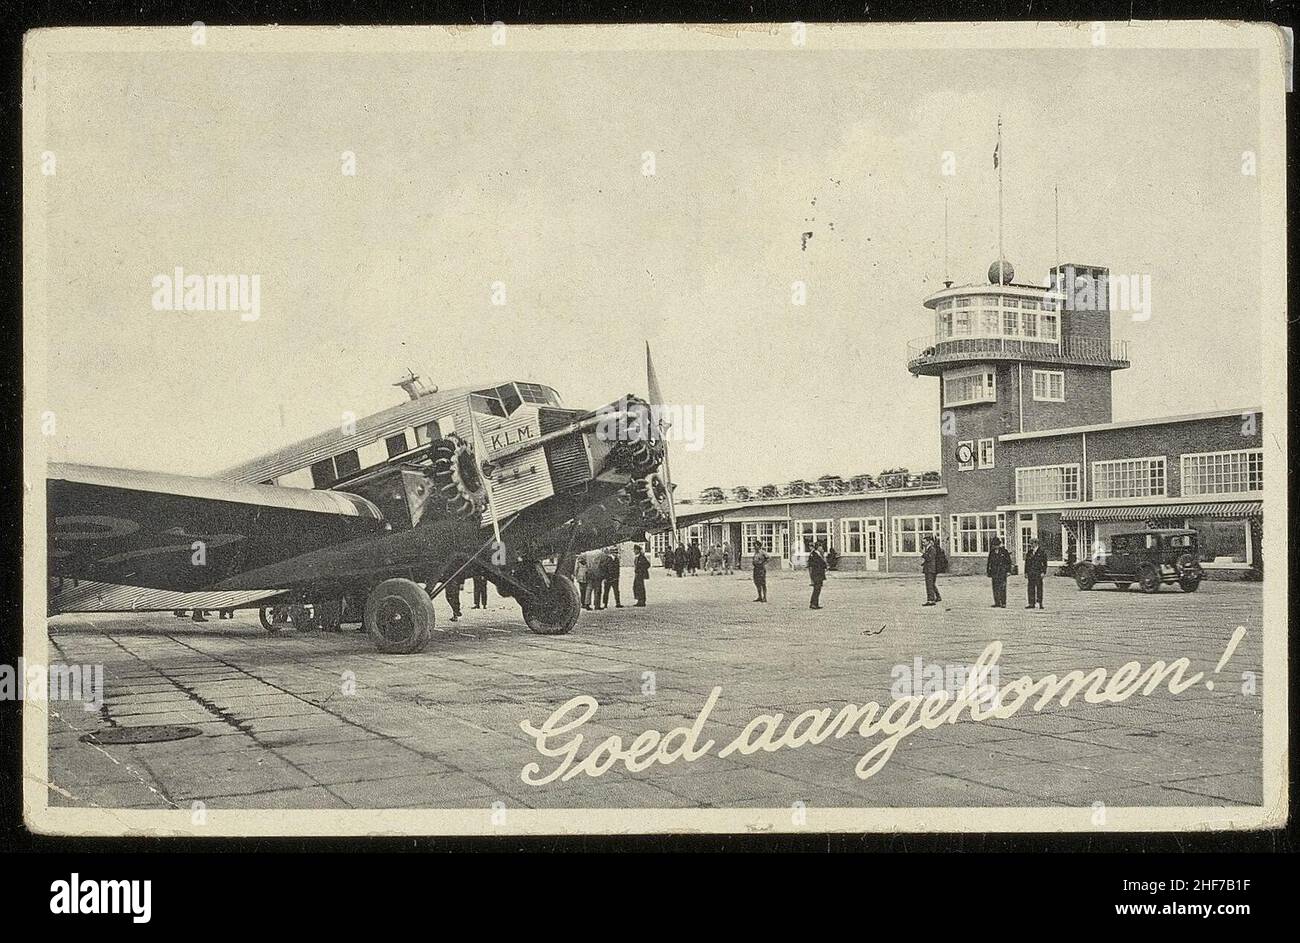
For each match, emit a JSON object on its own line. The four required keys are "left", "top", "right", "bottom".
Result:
{"left": 603, "top": 396, "right": 665, "bottom": 478}
{"left": 428, "top": 434, "right": 488, "bottom": 519}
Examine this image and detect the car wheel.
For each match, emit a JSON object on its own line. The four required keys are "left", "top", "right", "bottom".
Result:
{"left": 1137, "top": 565, "right": 1161, "bottom": 593}
{"left": 1179, "top": 577, "right": 1201, "bottom": 593}
{"left": 1073, "top": 564, "right": 1096, "bottom": 591}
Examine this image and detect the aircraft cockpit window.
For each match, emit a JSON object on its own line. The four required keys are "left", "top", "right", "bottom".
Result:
{"left": 497, "top": 384, "right": 523, "bottom": 415}
{"left": 469, "top": 393, "right": 507, "bottom": 417}
{"left": 334, "top": 450, "right": 361, "bottom": 479}
{"left": 516, "top": 382, "right": 560, "bottom": 406}
{"left": 310, "top": 458, "right": 336, "bottom": 488}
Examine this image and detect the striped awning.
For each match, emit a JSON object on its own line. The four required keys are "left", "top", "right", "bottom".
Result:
{"left": 1060, "top": 502, "right": 1262, "bottom": 522}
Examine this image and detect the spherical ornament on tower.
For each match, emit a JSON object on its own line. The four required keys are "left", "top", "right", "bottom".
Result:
{"left": 988, "top": 260, "right": 1014, "bottom": 284}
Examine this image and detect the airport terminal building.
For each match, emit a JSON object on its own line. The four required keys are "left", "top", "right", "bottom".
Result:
{"left": 664, "top": 262, "right": 1264, "bottom": 579}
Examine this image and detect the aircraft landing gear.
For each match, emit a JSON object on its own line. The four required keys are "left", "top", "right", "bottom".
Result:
{"left": 363, "top": 578, "right": 434, "bottom": 654}
{"left": 519, "top": 570, "right": 581, "bottom": 636}
{"left": 258, "top": 601, "right": 322, "bottom": 634}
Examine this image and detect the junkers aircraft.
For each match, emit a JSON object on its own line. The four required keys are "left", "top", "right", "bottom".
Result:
{"left": 47, "top": 358, "right": 676, "bottom": 653}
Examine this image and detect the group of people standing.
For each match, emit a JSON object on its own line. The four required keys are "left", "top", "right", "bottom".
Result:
{"left": 918, "top": 533, "right": 1049, "bottom": 610}
{"left": 442, "top": 572, "right": 491, "bottom": 621}
{"left": 575, "top": 545, "right": 654, "bottom": 609}
{"left": 984, "top": 536, "right": 1048, "bottom": 609}
{"left": 661, "top": 541, "right": 735, "bottom": 577}
{"left": 750, "top": 539, "right": 827, "bottom": 610}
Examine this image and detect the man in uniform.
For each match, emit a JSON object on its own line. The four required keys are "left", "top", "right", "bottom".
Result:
{"left": 1025, "top": 537, "right": 1048, "bottom": 610}
{"left": 471, "top": 572, "right": 489, "bottom": 609}
{"left": 751, "top": 541, "right": 769, "bottom": 602}
{"left": 632, "top": 545, "right": 650, "bottom": 607}
{"left": 807, "top": 540, "right": 828, "bottom": 610}
{"left": 986, "top": 536, "right": 1011, "bottom": 608}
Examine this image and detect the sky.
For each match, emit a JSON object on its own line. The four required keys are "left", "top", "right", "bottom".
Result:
{"left": 35, "top": 39, "right": 1264, "bottom": 496}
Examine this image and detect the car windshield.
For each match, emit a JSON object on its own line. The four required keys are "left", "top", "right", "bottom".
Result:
{"left": 1167, "top": 535, "right": 1194, "bottom": 548}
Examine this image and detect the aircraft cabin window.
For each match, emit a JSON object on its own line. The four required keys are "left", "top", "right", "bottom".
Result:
{"left": 497, "top": 384, "right": 523, "bottom": 415}
{"left": 385, "top": 432, "right": 410, "bottom": 458}
{"left": 334, "top": 450, "right": 361, "bottom": 479}
{"left": 413, "top": 422, "right": 439, "bottom": 446}
{"left": 310, "top": 458, "right": 336, "bottom": 488}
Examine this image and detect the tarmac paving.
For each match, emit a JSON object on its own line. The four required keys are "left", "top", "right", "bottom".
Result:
{"left": 43, "top": 569, "right": 1265, "bottom": 813}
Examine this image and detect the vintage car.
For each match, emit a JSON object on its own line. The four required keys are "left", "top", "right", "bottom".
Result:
{"left": 1073, "top": 528, "right": 1204, "bottom": 593}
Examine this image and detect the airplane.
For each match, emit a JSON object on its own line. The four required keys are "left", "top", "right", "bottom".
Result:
{"left": 47, "top": 360, "right": 677, "bottom": 653}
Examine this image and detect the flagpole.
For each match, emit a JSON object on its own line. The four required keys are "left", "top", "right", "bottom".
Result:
{"left": 996, "top": 115, "right": 1004, "bottom": 281}
{"left": 943, "top": 196, "right": 949, "bottom": 285}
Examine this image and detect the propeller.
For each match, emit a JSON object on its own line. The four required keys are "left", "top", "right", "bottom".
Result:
{"left": 645, "top": 342, "right": 679, "bottom": 547}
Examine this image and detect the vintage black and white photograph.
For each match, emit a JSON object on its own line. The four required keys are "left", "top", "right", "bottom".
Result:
{"left": 20, "top": 22, "right": 1287, "bottom": 835}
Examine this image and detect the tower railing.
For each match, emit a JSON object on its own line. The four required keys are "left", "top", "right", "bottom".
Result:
{"left": 907, "top": 335, "right": 1129, "bottom": 371}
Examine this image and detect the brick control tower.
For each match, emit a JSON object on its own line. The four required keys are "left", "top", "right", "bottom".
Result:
{"left": 906, "top": 259, "right": 1130, "bottom": 568}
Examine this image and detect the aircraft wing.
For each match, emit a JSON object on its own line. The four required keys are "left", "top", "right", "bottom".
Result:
{"left": 46, "top": 580, "right": 282, "bottom": 615}
{"left": 48, "top": 463, "right": 387, "bottom": 598}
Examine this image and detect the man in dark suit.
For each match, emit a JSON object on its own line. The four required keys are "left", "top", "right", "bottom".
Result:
{"left": 1025, "top": 537, "right": 1049, "bottom": 609}
{"left": 632, "top": 545, "right": 650, "bottom": 606}
{"left": 921, "top": 535, "right": 940, "bottom": 606}
{"left": 601, "top": 547, "right": 623, "bottom": 608}
{"left": 686, "top": 542, "right": 701, "bottom": 576}
{"left": 445, "top": 574, "right": 464, "bottom": 621}
{"left": 751, "top": 542, "right": 769, "bottom": 602}
{"left": 807, "top": 540, "right": 828, "bottom": 609}
{"left": 986, "top": 537, "right": 1012, "bottom": 608}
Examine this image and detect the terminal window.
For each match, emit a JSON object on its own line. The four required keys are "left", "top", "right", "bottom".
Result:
{"left": 892, "top": 514, "right": 941, "bottom": 555}
{"left": 1031, "top": 370, "right": 1065, "bottom": 402}
{"left": 1015, "top": 464, "right": 1081, "bottom": 504}
{"left": 950, "top": 512, "right": 1005, "bottom": 555}
{"left": 842, "top": 518, "right": 883, "bottom": 555}
{"left": 743, "top": 522, "right": 779, "bottom": 554}
{"left": 1092, "top": 456, "right": 1166, "bottom": 500}
{"left": 1181, "top": 448, "right": 1263, "bottom": 496}
{"left": 943, "top": 367, "right": 997, "bottom": 407}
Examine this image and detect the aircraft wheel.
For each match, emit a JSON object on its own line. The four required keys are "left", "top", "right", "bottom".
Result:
{"left": 259, "top": 606, "right": 286, "bottom": 633}
{"left": 1137, "top": 565, "right": 1161, "bottom": 593}
{"left": 522, "top": 575, "right": 580, "bottom": 636}
{"left": 1073, "top": 564, "right": 1096, "bottom": 591}
{"left": 364, "top": 578, "right": 434, "bottom": 654}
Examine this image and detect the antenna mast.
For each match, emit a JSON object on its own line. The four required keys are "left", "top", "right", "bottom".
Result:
{"left": 1054, "top": 184, "right": 1061, "bottom": 288}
